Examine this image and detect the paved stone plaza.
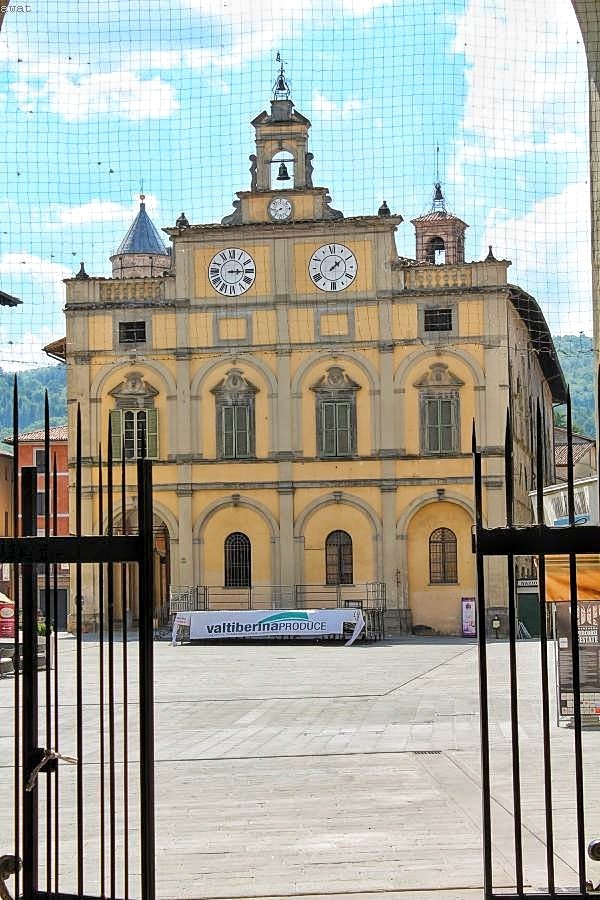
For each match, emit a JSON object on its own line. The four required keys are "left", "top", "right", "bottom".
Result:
{"left": 1, "top": 635, "right": 600, "bottom": 899}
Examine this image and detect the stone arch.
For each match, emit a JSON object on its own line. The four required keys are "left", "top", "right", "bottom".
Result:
{"left": 396, "top": 490, "right": 474, "bottom": 539}
{"left": 400, "top": 495, "right": 476, "bottom": 636}
{"left": 90, "top": 357, "right": 177, "bottom": 401}
{"left": 89, "top": 359, "right": 178, "bottom": 459}
{"left": 192, "top": 495, "right": 280, "bottom": 585}
{"left": 100, "top": 500, "right": 176, "bottom": 624}
{"left": 190, "top": 354, "right": 278, "bottom": 457}
{"left": 291, "top": 350, "right": 381, "bottom": 454}
{"left": 104, "top": 498, "right": 179, "bottom": 545}
{"left": 394, "top": 346, "right": 485, "bottom": 393}
{"left": 294, "top": 492, "right": 382, "bottom": 584}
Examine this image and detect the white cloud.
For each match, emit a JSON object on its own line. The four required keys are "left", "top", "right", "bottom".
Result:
{"left": 0, "top": 326, "right": 61, "bottom": 372}
{"left": 11, "top": 70, "right": 179, "bottom": 122}
{"left": 54, "top": 194, "right": 159, "bottom": 227}
{"left": 451, "top": 0, "right": 586, "bottom": 165}
{"left": 483, "top": 181, "right": 593, "bottom": 334}
{"left": 312, "top": 91, "right": 362, "bottom": 121}
{"left": 0, "top": 252, "right": 71, "bottom": 308}
{"left": 181, "top": 0, "right": 392, "bottom": 70}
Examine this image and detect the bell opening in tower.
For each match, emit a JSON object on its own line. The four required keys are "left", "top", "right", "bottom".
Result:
{"left": 426, "top": 236, "right": 446, "bottom": 265}
{"left": 271, "top": 150, "right": 295, "bottom": 189}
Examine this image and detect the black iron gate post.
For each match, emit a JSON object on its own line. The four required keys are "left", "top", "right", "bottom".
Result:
{"left": 21, "top": 465, "right": 39, "bottom": 899}
{"left": 2, "top": 389, "right": 156, "bottom": 900}
{"left": 472, "top": 387, "right": 600, "bottom": 900}
{"left": 138, "top": 456, "right": 156, "bottom": 900}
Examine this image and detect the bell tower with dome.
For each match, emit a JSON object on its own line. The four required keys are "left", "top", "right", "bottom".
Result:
{"left": 411, "top": 183, "right": 468, "bottom": 265}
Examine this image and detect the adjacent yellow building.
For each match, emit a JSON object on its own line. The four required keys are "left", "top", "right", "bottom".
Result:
{"left": 62, "top": 73, "right": 566, "bottom": 635}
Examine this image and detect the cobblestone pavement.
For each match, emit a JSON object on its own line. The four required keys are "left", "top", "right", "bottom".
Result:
{"left": 1, "top": 635, "right": 599, "bottom": 899}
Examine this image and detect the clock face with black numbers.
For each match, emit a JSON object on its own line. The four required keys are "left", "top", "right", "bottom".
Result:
{"left": 269, "top": 197, "right": 293, "bottom": 221}
{"left": 308, "top": 243, "right": 357, "bottom": 292}
{"left": 208, "top": 248, "right": 256, "bottom": 296}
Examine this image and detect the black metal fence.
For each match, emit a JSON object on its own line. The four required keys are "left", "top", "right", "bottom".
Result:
{"left": 1, "top": 382, "right": 155, "bottom": 900}
{"left": 473, "top": 387, "right": 599, "bottom": 899}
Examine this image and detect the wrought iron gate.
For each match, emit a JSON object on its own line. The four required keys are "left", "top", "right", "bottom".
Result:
{"left": 2, "top": 385, "right": 155, "bottom": 900}
{"left": 473, "top": 392, "right": 599, "bottom": 900}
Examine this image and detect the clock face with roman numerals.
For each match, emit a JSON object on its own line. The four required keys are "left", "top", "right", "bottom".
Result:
{"left": 208, "top": 248, "right": 256, "bottom": 296}
{"left": 308, "top": 243, "right": 357, "bottom": 292}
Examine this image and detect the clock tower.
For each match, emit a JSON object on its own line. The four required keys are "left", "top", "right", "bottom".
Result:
{"left": 222, "top": 62, "right": 345, "bottom": 226}
{"left": 61, "top": 57, "right": 564, "bottom": 638}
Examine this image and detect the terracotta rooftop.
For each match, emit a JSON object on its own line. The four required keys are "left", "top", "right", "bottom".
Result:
{"left": 4, "top": 425, "right": 68, "bottom": 444}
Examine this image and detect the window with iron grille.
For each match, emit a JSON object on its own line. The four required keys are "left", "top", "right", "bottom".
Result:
{"left": 429, "top": 528, "right": 458, "bottom": 583}
{"left": 325, "top": 530, "right": 353, "bottom": 585}
{"left": 110, "top": 408, "right": 159, "bottom": 460}
{"left": 424, "top": 307, "right": 453, "bottom": 332}
{"left": 421, "top": 391, "right": 459, "bottom": 454}
{"left": 118, "top": 321, "right": 146, "bottom": 343}
{"left": 224, "top": 532, "right": 251, "bottom": 588}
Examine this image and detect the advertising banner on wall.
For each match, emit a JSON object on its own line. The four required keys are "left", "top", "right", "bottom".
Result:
{"left": 554, "top": 600, "right": 600, "bottom": 723}
{"left": 461, "top": 597, "right": 477, "bottom": 637}
{"left": 0, "top": 595, "right": 15, "bottom": 638}
{"left": 172, "top": 608, "right": 365, "bottom": 646}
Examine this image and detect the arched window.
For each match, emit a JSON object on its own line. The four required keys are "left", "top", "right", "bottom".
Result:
{"left": 429, "top": 528, "right": 458, "bottom": 584}
{"left": 224, "top": 532, "right": 251, "bottom": 588}
{"left": 325, "top": 530, "right": 353, "bottom": 585}
{"left": 270, "top": 149, "right": 295, "bottom": 189}
{"left": 426, "top": 236, "right": 446, "bottom": 264}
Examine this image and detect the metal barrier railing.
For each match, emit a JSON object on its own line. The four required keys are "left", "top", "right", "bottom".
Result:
{"left": 169, "top": 582, "right": 386, "bottom": 615}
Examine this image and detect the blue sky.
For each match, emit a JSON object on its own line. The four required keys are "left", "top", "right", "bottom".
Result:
{"left": 0, "top": 0, "right": 590, "bottom": 367}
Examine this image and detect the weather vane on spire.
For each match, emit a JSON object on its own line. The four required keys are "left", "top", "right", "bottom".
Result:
{"left": 432, "top": 145, "right": 446, "bottom": 212}
{"left": 273, "top": 51, "right": 291, "bottom": 100}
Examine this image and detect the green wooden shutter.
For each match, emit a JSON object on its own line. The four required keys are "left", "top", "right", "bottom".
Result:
{"left": 222, "top": 406, "right": 235, "bottom": 458}
{"left": 425, "top": 398, "right": 438, "bottom": 452}
{"left": 110, "top": 410, "right": 122, "bottom": 460}
{"left": 336, "top": 402, "right": 351, "bottom": 455}
{"left": 146, "top": 408, "right": 158, "bottom": 459}
{"left": 235, "top": 405, "right": 250, "bottom": 457}
{"left": 322, "top": 402, "right": 337, "bottom": 456}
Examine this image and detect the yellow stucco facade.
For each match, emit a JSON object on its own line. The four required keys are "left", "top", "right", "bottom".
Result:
{"left": 64, "top": 88, "right": 565, "bottom": 635}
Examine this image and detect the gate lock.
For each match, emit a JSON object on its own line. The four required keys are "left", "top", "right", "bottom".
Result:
{"left": 25, "top": 748, "right": 77, "bottom": 793}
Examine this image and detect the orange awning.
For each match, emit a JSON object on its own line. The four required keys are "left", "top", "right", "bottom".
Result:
{"left": 545, "top": 554, "right": 600, "bottom": 602}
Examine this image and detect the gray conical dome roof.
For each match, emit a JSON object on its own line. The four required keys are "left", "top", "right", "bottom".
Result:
{"left": 115, "top": 198, "right": 168, "bottom": 255}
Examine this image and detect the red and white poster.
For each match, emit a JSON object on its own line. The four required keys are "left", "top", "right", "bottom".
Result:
{"left": 461, "top": 597, "right": 477, "bottom": 637}
{"left": 0, "top": 596, "right": 15, "bottom": 638}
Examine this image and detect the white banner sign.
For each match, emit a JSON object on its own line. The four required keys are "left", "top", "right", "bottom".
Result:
{"left": 172, "top": 608, "right": 365, "bottom": 646}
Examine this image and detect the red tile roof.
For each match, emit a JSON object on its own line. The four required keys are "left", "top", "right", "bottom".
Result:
{"left": 4, "top": 425, "right": 68, "bottom": 444}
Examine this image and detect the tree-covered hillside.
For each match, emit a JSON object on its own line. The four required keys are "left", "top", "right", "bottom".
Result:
{"left": 553, "top": 335, "right": 596, "bottom": 437}
{"left": 0, "top": 366, "right": 67, "bottom": 444}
